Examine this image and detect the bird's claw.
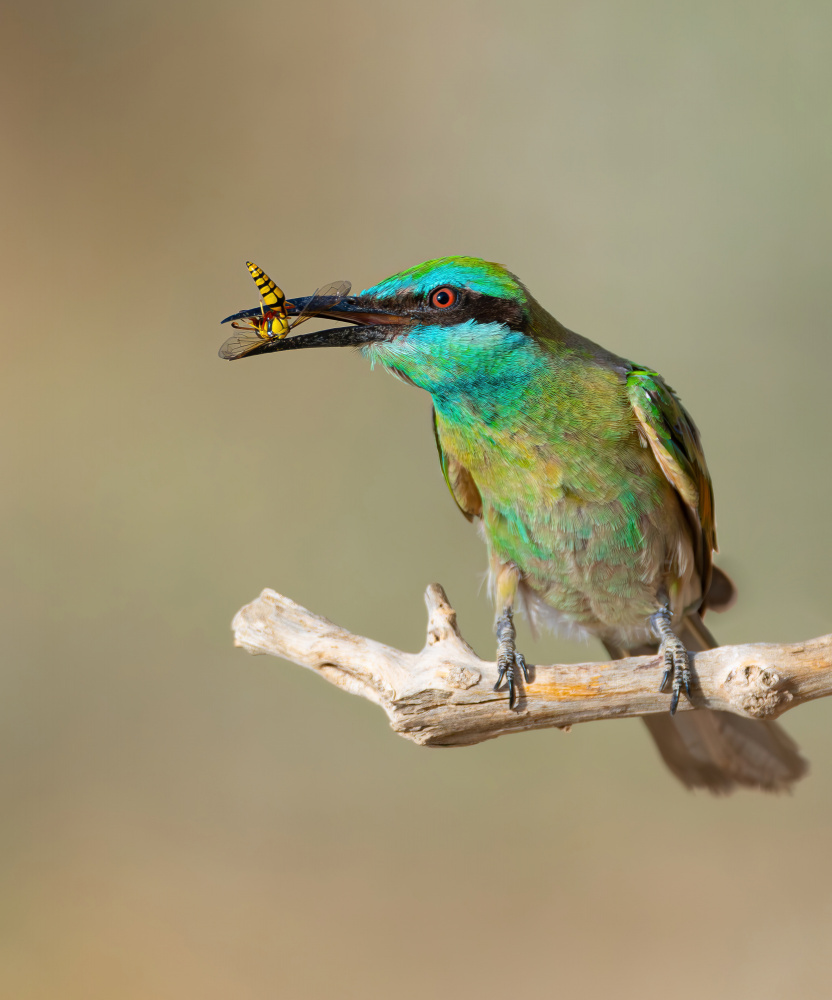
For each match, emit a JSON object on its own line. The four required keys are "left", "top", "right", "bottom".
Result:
{"left": 494, "top": 650, "right": 529, "bottom": 709}
{"left": 659, "top": 637, "right": 691, "bottom": 715}
{"left": 494, "top": 606, "right": 529, "bottom": 709}
{"left": 651, "top": 605, "right": 692, "bottom": 716}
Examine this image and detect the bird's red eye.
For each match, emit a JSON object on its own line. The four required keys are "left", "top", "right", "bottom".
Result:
{"left": 429, "top": 287, "right": 457, "bottom": 309}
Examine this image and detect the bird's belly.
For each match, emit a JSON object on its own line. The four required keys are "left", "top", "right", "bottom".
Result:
{"left": 484, "top": 485, "right": 696, "bottom": 641}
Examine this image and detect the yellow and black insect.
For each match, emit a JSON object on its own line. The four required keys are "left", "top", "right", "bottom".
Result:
{"left": 219, "top": 262, "right": 350, "bottom": 360}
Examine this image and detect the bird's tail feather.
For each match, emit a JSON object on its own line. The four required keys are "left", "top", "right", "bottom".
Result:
{"left": 606, "top": 614, "right": 808, "bottom": 794}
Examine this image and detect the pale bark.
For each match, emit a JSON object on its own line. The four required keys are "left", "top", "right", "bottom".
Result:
{"left": 231, "top": 585, "right": 832, "bottom": 748}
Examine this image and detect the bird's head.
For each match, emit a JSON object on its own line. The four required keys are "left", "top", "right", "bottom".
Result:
{"left": 221, "top": 256, "right": 537, "bottom": 395}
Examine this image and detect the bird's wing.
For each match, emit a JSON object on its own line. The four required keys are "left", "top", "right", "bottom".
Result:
{"left": 626, "top": 366, "right": 716, "bottom": 594}
{"left": 432, "top": 408, "right": 482, "bottom": 522}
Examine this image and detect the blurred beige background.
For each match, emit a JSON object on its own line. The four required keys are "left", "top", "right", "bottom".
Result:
{"left": 3, "top": 1, "right": 832, "bottom": 997}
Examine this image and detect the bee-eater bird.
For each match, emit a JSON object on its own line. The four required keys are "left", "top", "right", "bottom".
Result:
{"left": 222, "top": 256, "right": 807, "bottom": 792}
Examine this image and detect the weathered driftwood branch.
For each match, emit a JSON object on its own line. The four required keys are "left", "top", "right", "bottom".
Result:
{"left": 231, "top": 585, "right": 832, "bottom": 748}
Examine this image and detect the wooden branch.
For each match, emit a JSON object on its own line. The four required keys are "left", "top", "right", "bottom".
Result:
{"left": 231, "top": 585, "right": 832, "bottom": 748}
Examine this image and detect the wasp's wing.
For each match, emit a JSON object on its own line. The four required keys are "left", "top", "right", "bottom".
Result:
{"left": 290, "top": 280, "right": 351, "bottom": 327}
{"left": 218, "top": 329, "right": 270, "bottom": 360}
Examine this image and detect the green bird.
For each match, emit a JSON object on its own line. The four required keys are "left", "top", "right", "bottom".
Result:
{"left": 221, "top": 256, "right": 807, "bottom": 792}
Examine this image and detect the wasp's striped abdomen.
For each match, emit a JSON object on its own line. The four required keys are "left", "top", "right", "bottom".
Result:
{"left": 245, "top": 261, "right": 286, "bottom": 309}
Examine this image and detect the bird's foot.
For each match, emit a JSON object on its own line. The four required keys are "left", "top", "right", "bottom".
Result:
{"left": 650, "top": 605, "right": 691, "bottom": 715}
{"left": 495, "top": 650, "right": 528, "bottom": 710}
{"left": 494, "top": 607, "right": 529, "bottom": 709}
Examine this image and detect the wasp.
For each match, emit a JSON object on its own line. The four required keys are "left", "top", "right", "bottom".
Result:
{"left": 219, "top": 261, "right": 351, "bottom": 360}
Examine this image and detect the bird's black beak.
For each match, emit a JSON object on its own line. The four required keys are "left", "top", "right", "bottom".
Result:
{"left": 219, "top": 295, "right": 409, "bottom": 359}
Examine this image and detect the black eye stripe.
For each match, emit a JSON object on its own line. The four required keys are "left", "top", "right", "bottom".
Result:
{"left": 367, "top": 291, "right": 525, "bottom": 330}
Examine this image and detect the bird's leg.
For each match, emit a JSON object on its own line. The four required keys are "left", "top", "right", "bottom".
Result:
{"left": 650, "top": 604, "right": 691, "bottom": 715}
{"left": 492, "top": 563, "right": 529, "bottom": 709}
